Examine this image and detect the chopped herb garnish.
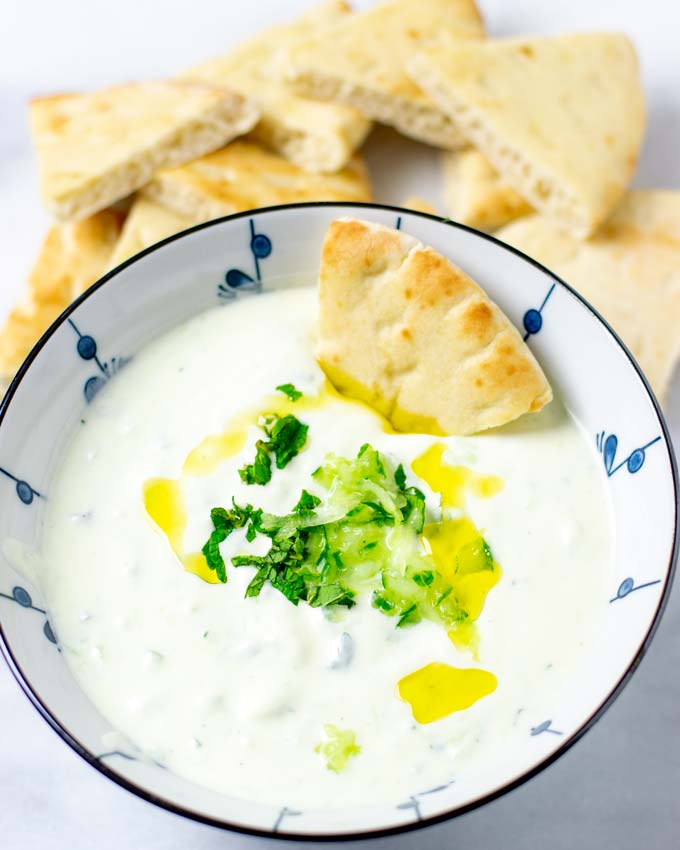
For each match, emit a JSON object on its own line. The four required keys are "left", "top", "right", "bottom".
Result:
{"left": 201, "top": 502, "right": 255, "bottom": 582}
{"left": 264, "top": 414, "right": 309, "bottom": 469}
{"left": 239, "top": 413, "right": 309, "bottom": 486}
{"left": 276, "top": 383, "right": 303, "bottom": 402}
{"left": 315, "top": 724, "right": 361, "bottom": 772}
{"left": 238, "top": 442, "right": 272, "bottom": 486}
{"left": 204, "top": 443, "right": 494, "bottom": 631}
{"left": 294, "top": 489, "right": 321, "bottom": 515}
{"left": 309, "top": 582, "right": 355, "bottom": 608}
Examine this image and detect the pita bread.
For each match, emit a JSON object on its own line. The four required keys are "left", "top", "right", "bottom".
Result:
{"left": 183, "top": 1, "right": 371, "bottom": 173}
{"left": 29, "top": 81, "right": 259, "bottom": 220}
{"left": 443, "top": 149, "right": 532, "bottom": 231}
{"left": 285, "top": 0, "right": 484, "bottom": 149}
{"left": 0, "top": 210, "right": 124, "bottom": 382}
{"left": 409, "top": 34, "right": 644, "bottom": 238}
{"left": 497, "top": 192, "right": 680, "bottom": 400}
{"left": 317, "top": 218, "right": 552, "bottom": 435}
{"left": 401, "top": 196, "right": 439, "bottom": 215}
{"left": 108, "top": 198, "right": 203, "bottom": 269}
{"left": 141, "top": 140, "right": 372, "bottom": 220}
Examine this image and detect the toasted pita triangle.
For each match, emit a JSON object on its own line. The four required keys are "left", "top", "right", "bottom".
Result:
{"left": 317, "top": 218, "right": 552, "bottom": 435}
{"left": 285, "top": 0, "right": 484, "bottom": 149}
{"left": 497, "top": 192, "right": 680, "bottom": 399}
{"left": 29, "top": 81, "right": 259, "bottom": 220}
{"left": 0, "top": 210, "right": 124, "bottom": 382}
{"left": 410, "top": 34, "right": 644, "bottom": 238}
{"left": 108, "top": 198, "right": 203, "bottom": 270}
{"left": 182, "top": 1, "right": 371, "bottom": 173}
{"left": 141, "top": 140, "right": 371, "bottom": 220}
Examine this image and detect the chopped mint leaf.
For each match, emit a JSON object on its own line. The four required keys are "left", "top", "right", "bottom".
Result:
{"left": 238, "top": 442, "right": 272, "bottom": 486}
{"left": 276, "top": 383, "right": 303, "bottom": 402}
{"left": 294, "top": 489, "right": 321, "bottom": 515}
{"left": 308, "top": 582, "right": 355, "bottom": 608}
{"left": 201, "top": 503, "right": 254, "bottom": 582}
{"left": 239, "top": 412, "right": 309, "bottom": 487}
{"left": 202, "top": 527, "right": 228, "bottom": 582}
{"left": 315, "top": 724, "right": 361, "bottom": 772}
{"left": 265, "top": 414, "right": 309, "bottom": 469}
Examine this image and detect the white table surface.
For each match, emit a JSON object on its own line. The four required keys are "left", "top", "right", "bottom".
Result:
{"left": 1, "top": 1, "right": 679, "bottom": 847}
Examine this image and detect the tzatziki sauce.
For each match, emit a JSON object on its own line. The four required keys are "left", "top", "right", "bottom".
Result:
{"left": 38, "top": 288, "right": 614, "bottom": 809}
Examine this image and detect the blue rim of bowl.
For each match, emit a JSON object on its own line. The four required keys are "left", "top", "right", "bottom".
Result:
{"left": 0, "top": 202, "right": 677, "bottom": 842}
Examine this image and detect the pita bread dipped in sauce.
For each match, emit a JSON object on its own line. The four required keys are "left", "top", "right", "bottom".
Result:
{"left": 316, "top": 218, "right": 552, "bottom": 436}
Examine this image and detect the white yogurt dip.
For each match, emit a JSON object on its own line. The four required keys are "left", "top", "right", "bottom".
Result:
{"left": 39, "top": 288, "right": 614, "bottom": 809}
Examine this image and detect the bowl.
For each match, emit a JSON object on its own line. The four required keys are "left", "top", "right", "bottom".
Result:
{"left": 0, "top": 202, "right": 676, "bottom": 841}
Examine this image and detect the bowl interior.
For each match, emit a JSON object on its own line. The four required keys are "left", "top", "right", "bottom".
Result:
{"left": 0, "top": 204, "right": 676, "bottom": 840}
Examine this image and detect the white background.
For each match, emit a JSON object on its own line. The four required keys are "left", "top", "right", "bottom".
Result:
{"left": 1, "top": 1, "right": 679, "bottom": 848}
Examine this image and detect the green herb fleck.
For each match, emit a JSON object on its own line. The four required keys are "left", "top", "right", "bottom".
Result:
{"left": 239, "top": 413, "right": 309, "bottom": 486}
{"left": 276, "top": 383, "right": 303, "bottom": 402}
{"left": 294, "top": 489, "right": 321, "bottom": 515}
{"left": 201, "top": 502, "right": 256, "bottom": 583}
{"left": 264, "top": 414, "right": 309, "bottom": 469}
{"left": 315, "top": 724, "right": 361, "bottom": 773}
{"left": 238, "top": 442, "right": 272, "bottom": 486}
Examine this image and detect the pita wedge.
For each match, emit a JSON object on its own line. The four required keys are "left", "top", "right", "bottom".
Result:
{"left": 108, "top": 198, "right": 203, "bottom": 269}
{"left": 497, "top": 192, "right": 680, "bottom": 400}
{"left": 141, "top": 140, "right": 372, "bottom": 220}
{"left": 0, "top": 210, "right": 124, "bottom": 382}
{"left": 443, "top": 149, "right": 532, "bottom": 231}
{"left": 29, "top": 81, "right": 259, "bottom": 220}
{"left": 409, "top": 34, "right": 644, "bottom": 238}
{"left": 183, "top": 1, "right": 371, "bottom": 173}
{"left": 285, "top": 0, "right": 484, "bottom": 150}
{"left": 317, "top": 218, "right": 552, "bottom": 435}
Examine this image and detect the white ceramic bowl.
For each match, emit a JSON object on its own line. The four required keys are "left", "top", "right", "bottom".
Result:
{"left": 0, "top": 203, "right": 676, "bottom": 841}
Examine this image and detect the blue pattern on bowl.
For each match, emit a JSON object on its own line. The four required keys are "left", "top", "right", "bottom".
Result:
{"left": 0, "top": 467, "right": 41, "bottom": 504}
{"left": 68, "top": 318, "right": 130, "bottom": 403}
{"left": 0, "top": 585, "right": 56, "bottom": 644}
{"left": 219, "top": 218, "right": 272, "bottom": 300}
{"left": 597, "top": 430, "right": 662, "bottom": 477}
